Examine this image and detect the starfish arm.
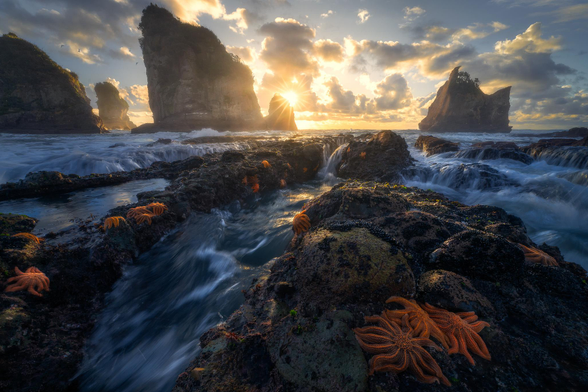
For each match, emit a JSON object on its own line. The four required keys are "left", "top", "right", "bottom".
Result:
{"left": 385, "top": 296, "right": 417, "bottom": 310}
{"left": 469, "top": 320, "right": 490, "bottom": 333}
{"left": 412, "top": 337, "right": 441, "bottom": 351}
{"left": 365, "top": 315, "right": 402, "bottom": 334}
{"left": 28, "top": 285, "right": 43, "bottom": 297}
{"left": 371, "top": 350, "right": 408, "bottom": 374}
{"left": 455, "top": 328, "right": 476, "bottom": 365}
{"left": 466, "top": 330, "right": 492, "bottom": 361}
{"left": 6, "top": 276, "right": 21, "bottom": 283}
{"left": 355, "top": 336, "right": 398, "bottom": 354}
{"left": 446, "top": 332, "right": 460, "bottom": 354}
{"left": 5, "top": 282, "right": 28, "bottom": 292}
{"left": 14, "top": 267, "right": 24, "bottom": 275}
{"left": 409, "top": 351, "right": 448, "bottom": 386}
{"left": 355, "top": 326, "right": 396, "bottom": 340}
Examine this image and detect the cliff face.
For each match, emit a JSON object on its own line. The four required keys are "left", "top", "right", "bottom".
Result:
{"left": 94, "top": 82, "right": 136, "bottom": 130}
{"left": 0, "top": 33, "right": 104, "bottom": 134}
{"left": 263, "top": 94, "right": 297, "bottom": 131}
{"left": 419, "top": 67, "right": 511, "bottom": 133}
{"left": 133, "top": 5, "right": 262, "bottom": 133}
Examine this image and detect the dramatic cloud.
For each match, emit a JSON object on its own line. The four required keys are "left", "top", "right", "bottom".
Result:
{"left": 374, "top": 74, "right": 413, "bottom": 110}
{"left": 405, "top": 21, "right": 509, "bottom": 43}
{"left": 222, "top": 8, "right": 262, "bottom": 34}
{"left": 357, "top": 9, "right": 370, "bottom": 24}
{"left": 313, "top": 39, "right": 345, "bottom": 63}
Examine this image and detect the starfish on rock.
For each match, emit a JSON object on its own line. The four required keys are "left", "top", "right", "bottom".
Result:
{"left": 518, "top": 244, "right": 558, "bottom": 267}
{"left": 354, "top": 314, "right": 451, "bottom": 386}
{"left": 146, "top": 202, "right": 168, "bottom": 216}
{"left": 105, "top": 216, "right": 126, "bottom": 229}
{"left": 5, "top": 266, "right": 50, "bottom": 297}
{"left": 12, "top": 233, "right": 42, "bottom": 244}
{"left": 292, "top": 211, "right": 311, "bottom": 235}
{"left": 422, "top": 303, "right": 491, "bottom": 365}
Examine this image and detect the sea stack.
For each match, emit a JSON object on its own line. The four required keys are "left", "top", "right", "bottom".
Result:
{"left": 94, "top": 82, "right": 136, "bottom": 130}
{"left": 132, "top": 5, "right": 262, "bottom": 133}
{"left": 263, "top": 94, "right": 298, "bottom": 131}
{"left": 0, "top": 33, "right": 104, "bottom": 134}
{"left": 419, "top": 66, "right": 511, "bottom": 133}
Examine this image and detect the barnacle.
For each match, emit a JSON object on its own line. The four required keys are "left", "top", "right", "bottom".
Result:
{"left": 354, "top": 314, "right": 450, "bottom": 385}
{"left": 104, "top": 216, "right": 126, "bottom": 229}
{"left": 12, "top": 233, "right": 42, "bottom": 244}
{"left": 147, "top": 202, "right": 168, "bottom": 216}
{"left": 518, "top": 244, "right": 558, "bottom": 267}
{"left": 292, "top": 211, "right": 311, "bottom": 235}
{"left": 422, "top": 304, "right": 491, "bottom": 365}
{"left": 5, "top": 266, "right": 50, "bottom": 297}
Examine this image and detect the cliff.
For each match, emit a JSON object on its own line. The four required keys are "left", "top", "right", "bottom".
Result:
{"left": 132, "top": 5, "right": 262, "bottom": 133}
{"left": 0, "top": 33, "right": 104, "bottom": 134}
{"left": 419, "top": 67, "right": 511, "bottom": 133}
{"left": 94, "top": 82, "right": 136, "bottom": 130}
{"left": 262, "top": 94, "right": 297, "bottom": 131}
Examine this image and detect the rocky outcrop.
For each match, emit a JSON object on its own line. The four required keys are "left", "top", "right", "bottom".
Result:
{"left": 415, "top": 135, "right": 459, "bottom": 156}
{"left": 172, "top": 181, "right": 588, "bottom": 392}
{"left": 522, "top": 139, "right": 588, "bottom": 169}
{"left": 132, "top": 5, "right": 262, "bottom": 133}
{"left": 419, "top": 67, "right": 511, "bottom": 133}
{"left": 262, "top": 94, "right": 297, "bottom": 131}
{"left": 0, "top": 33, "right": 104, "bottom": 134}
{"left": 94, "top": 82, "right": 136, "bottom": 130}
{"left": 337, "top": 131, "right": 413, "bottom": 182}
{"left": 521, "top": 127, "right": 588, "bottom": 138}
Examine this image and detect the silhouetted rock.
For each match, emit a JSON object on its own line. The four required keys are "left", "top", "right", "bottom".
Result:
{"left": 415, "top": 135, "right": 459, "bottom": 156}
{"left": 132, "top": 5, "right": 262, "bottom": 133}
{"left": 262, "top": 94, "right": 297, "bottom": 130}
{"left": 94, "top": 82, "right": 136, "bottom": 130}
{"left": 419, "top": 66, "right": 511, "bottom": 133}
{"left": 0, "top": 33, "right": 104, "bottom": 134}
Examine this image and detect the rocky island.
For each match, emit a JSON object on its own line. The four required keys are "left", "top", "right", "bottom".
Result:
{"left": 0, "top": 33, "right": 104, "bottom": 134}
{"left": 262, "top": 94, "right": 298, "bottom": 131}
{"left": 419, "top": 67, "right": 511, "bottom": 133}
{"left": 94, "top": 81, "right": 136, "bottom": 131}
{"left": 132, "top": 5, "right": 262, "bottom": 133}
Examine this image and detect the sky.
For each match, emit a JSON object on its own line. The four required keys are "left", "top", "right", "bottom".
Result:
{"left": 1, "top": 0, "right": 587, "bottom": 130}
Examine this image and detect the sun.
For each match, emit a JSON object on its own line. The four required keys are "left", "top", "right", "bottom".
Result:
{"left": 282, "top": 91, "right": 298, "bottom": 108}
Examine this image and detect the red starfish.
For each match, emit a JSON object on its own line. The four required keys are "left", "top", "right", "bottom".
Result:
{"left": 422, "top": 303, "right": 491, "bottom": 365}
{"left": 5, "top": 266, "right": 50, "bottom": 297}
{"left": 354, "top": 314, "right": 450, "bottom": 386}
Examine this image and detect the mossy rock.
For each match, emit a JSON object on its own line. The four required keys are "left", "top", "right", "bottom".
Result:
{"left": 268, "top": 310, "right": 368, "bottom": 392}
{"left": 296, "top": 228, "right": 415, "bottom": 309}
{"left": 0, "top": 213, "right": 37, "bottom": 236}
{"left": 0, "top": 305, "right": 30, "bottom": 352}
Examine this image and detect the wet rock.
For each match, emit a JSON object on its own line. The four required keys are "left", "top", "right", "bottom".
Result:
{"left": 472, "top": 141, "right": 519, "bottom": 149}
{"left": 430, "top": 163, "right": 518, "bottom": 190}
{"left": 415, "top": 135, "right": 459, "bottom": 156}
{"left": 454, "top": 147, "right": 534, "bottom": 164}
{"left": 295, "top": 228, "right": 415, "bottom": 310}
{"left": 0, "top": 213, "right": 37, "bottom": 235}
{"left": 337, "top": 131, "right": 412, "bottom": 182}
{"left": 522, "top": 140, "right": 588, "bottom": 169}
{"left": 429, "top": 230, "right": 525, "bottom": 280}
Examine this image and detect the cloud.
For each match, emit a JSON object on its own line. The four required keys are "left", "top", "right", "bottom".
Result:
{"left": 494, "top": 22, "right": 561, "bottom": 54}
{"left": 321, "top": 10, "right": 334, "bottom": 19}
{"left": 403, "top": 6, "right": 426, "bottom": 23}
{"left": 165, "top": 0, "right": 226, "bottom": 22}
{"left": 374, "top": 74, "right": 413, "bottom": 110}
{"left": 357, "top": 9, "right": 370, "bottom": 24}
{"left": 552, "top": 4, "right": 588, "bottom": 23}
{"left": 119, "top": 46, "right": 135, "bottom": 57}
{"left": 222, "top": 8, "right": 261, "bottom": 34}
{"left": 227, "top": 45, "right": 256, "bottom": 63}
{"left": 313, "top": 39, "right": 345, "bottom": 63}
{"left": 405, "top": 21, "right": 509, "bottom": 43}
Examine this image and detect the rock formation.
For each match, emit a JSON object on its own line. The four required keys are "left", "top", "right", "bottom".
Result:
{"left": 262, "top": 94, "right": 297, "bottom": 130}
{"left": 419, "top": 66, "right": 511, "bottom": 133}
{"left": 94, "top": 82, "right": 136, "bottom": 130}
{"left": 132, "top": 5, "right": 262, "bottom": 133}
{"left": 415, "top": 135, "right": 459, "bottom": 156}
{"left": 0, "top": 33, "right": 104, "bottom": 134}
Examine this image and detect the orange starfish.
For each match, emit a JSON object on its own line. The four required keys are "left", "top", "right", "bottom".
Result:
{"left": 252, "top": 183, "right": 260, "bottom": 193}
{"left": 262, "top": 160, "right": 271, "bottom": 168}
{"left": 12, "top": 233, "right": 42, "bottom": 244}
{"left": 292, "top": 211, "right": 311, "bottom": 235}
{"left": 5, "top": 266, "right": 50, "bottom": 297}
{"left": 384, "top": 297, "right": 449, "bottom": 348}
{"left": 303, "top": 167, "right": 308, "bottom": 173}
{"left": 360, "top": 152, "right": 367, "bottom": 159}
{"left": 518, "top": 244, "right": 558, "bottom": 266}
{"left": 127, "top": 206, "right": 151, "bottom": 219}
{"left": 422, "top": 304, "right": 491, "bottom": 365}
{"left": 147, "top": 202, "right": 168, "bottom": 215}
{"left": 104, "top": 216, "right": 126, "bottom": 229}
{"left": 280, "top": 179, "right": 287, "bottom": 188}
{"left": 354, "top": 314, "right": 450, "bottom": 386}
{"left": 136, "top": 213, "right": 155, "bottom": 225}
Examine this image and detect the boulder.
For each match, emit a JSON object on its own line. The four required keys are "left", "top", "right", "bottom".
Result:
{"left": 132, "top": 5, "right": 262, "bottom": 133}
{"left": 414, "top": 135, "right": 459, "bottom": 156}
{"left": 0, "top": 33, "right": 104, "bottom": 134}
{"left": 262, "top": 94, "right": 297, "bottom": 130}
{"left": 418, "top": 66, "right": 511, "bottom": 133}
{"left": 337, "top": 131, "right": 413, "bottom": 182}
{"left": 94, "top": 81, "right": 136, "bottom": 130}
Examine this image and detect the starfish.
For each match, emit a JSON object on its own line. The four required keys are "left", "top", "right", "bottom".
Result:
{"left": 104, "top": 216, "right": 126, "bottom": 229}
{"left": 136, "top": 213, "right": 155, "bottom": 225}
{"left": 280, "top": 179, "right": 287, "bottom": 188}
{"left": 252, "top": 183, "right": 260, "bottom": 193}
{"left": 127, "top": 206, "right": 152, "bottom": 219}
{"left": 146, "top": 202, "right": 168, "bottom": 215}
{"left": 262, "top": 160, "right": 271, "bottom": 168}
{"left": 5, "top": 266, "right": 50, "bottom": 297}
{"left": 354, "top": 314, "right": 450, "bottom": 386}
{"left": 292, "top": 211, "right": 311, "bottom": 235}
{"left": 384, "top": 297, "right": 449, "bottom": 348}
{"left": 12, "top": 233, "right": 42, "bottom": 244}
{"left": 360, "top": 152, "right": 367, "bottom": 159}
{"left": 422, "top": 304, "right": 491, "bottom": 365}
{"left": 518, "top": 244, "right": 558, "bottom": 267}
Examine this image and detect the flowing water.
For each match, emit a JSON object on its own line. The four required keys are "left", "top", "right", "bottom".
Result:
{"left": 0, "top": 128, "right": 586, "bottom": 391}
